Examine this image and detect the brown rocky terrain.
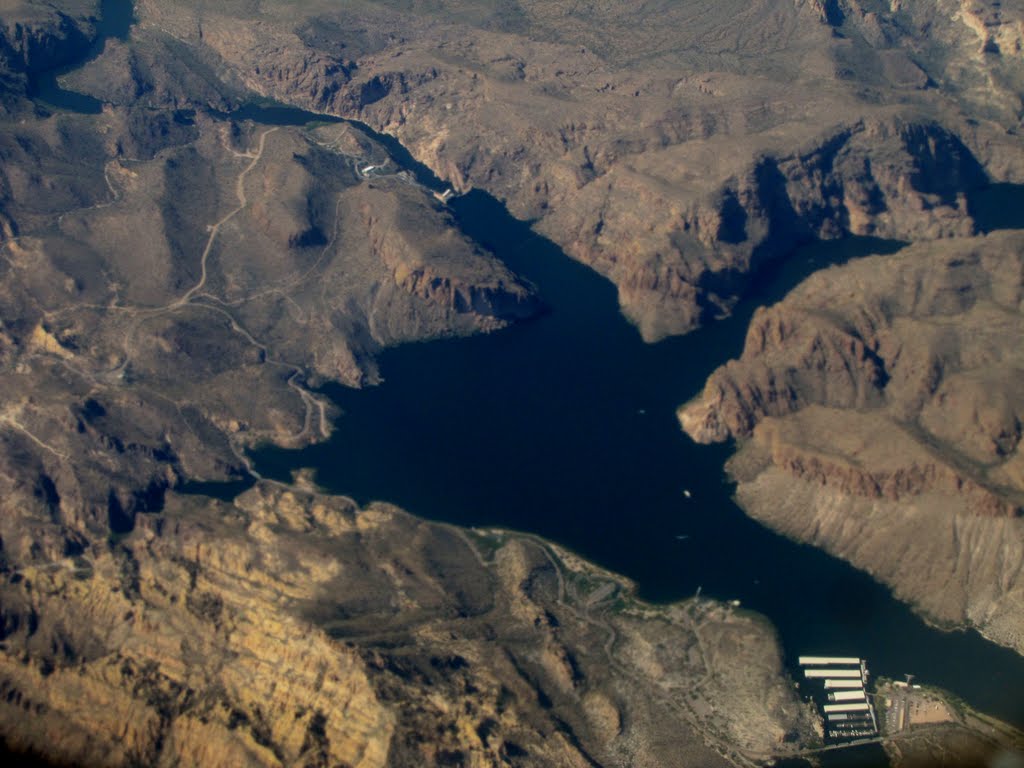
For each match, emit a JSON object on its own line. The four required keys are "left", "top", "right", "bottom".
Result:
{"left": 681, "top": 232, "right": 1024, "bottom": 652}
{"left": 97, "top": 0, "right": 1024, "bottom": 340}
{"left": 0, "top": 3, "right": 830, "bottom": 766}
{"left": 0, "top": 481, "right": 819, "bottom": 767}
{"left": 0, "top": 0, "right": 96, "bottom": 77}
{"left": 2, "top": 0, "right": 1024, "bottom": 765}
{"left": 0, "top": 102, "right": 537, "bottom": 555}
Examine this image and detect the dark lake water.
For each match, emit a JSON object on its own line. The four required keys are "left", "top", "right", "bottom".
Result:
{"left": 27, "top": 2, "right": 1024, "bottom": 761}
{"left": 26, "top": 0, "right": 134, "bottom": 113}
{"left": 251, "top": 178, "right": 1024, "bottom": 740}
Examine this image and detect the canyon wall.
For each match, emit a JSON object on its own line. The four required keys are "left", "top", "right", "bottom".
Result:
{"left": 124, "top": 0, "right": 1024, "bottom": 339}
{"left": 681, "top": 233, "right": 1024, "bottom": 651}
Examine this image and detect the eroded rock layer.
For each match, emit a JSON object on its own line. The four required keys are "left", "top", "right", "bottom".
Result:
{"left": 107, "top": 0, "right": 1024, "bottom": 339}
{"left": 681, "top": 232, "right": 1024, "bottom": 651}
{"left": 0, "top": 482, "right": 819, "bottom": 767}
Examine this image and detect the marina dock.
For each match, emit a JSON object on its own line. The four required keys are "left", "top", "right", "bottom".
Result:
{"left": 825, "top": 679, "right": 864, "bottom": 689}
{"left": 824, "top": 702, "right": 870, "bottom": 712}
{"left": 799, "top": 655, "right": 879, "bottom": 741}
{"left": 804, "top": 668, "right": 861, "bottom": 678}
{"left": 829, "top": 690, "right": 868, "bottom": 702}
{"left": 799, "top": 656, "right": 860, "bottom": 666}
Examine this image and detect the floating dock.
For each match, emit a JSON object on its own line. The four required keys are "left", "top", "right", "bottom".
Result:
{"left": 832, "top": 715, "right": 874, "bottom": 725}
{"left": 823, "top": 703, "right": 871, "bottom": 713}
{"left": 830, "top": 715, "right": 873, "bottom": 725}
{"left": 828, "top": 727, "right": 876, "bottom": 739}
{"left": 805, "top": 668, "right": 862, "bottom": 678}
{"left": 829, "top": 690, "right": 867, "bottom": 702}
{"left": 799, "top": 654, "right": 878, "bottom": 742}
{"left": 825, "top": 679, "right": 865, "bottom": 689}
{"left": 799, "top": 656, "right": 860, "bottom": 666}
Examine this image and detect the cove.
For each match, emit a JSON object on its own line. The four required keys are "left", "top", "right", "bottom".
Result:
{"left": 253, "top": 165, "right": 1024, "bottom": 737}
{"left": 26, "top": 0, "right": 135, "bottom": 113}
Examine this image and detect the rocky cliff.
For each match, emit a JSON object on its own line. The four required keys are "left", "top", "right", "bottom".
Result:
{"left": 120, "top": 0, "right": 1024, "bottom": 340}
{"left": 0, "top": 0, "right": 96, "bottom": 76}
{"left": 681, "top": 232, "right": 1024, "bottom": 651}
{"left": 0, "top": 481, "right": 817, "bottom": 767}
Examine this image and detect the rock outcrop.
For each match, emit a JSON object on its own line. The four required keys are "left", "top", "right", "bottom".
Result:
{"left": 356, "top": 183, "right": 538, "bottom": 336}
{"left": 0, "top": 1, "right": 96, "bottom": 76}
{"left": 125, "top": 0, "right": 1024, "bottom": 340}
{"left": 681, "top": 232, "right": 1024, "bottom": 650}
{"left": 0, "top": 481, "right": 818, "bottom": 767}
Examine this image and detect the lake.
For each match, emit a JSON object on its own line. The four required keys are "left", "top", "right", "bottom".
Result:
{"left": 253, "top": 178, "right": 1024, "bottom": 737}
{"left": 28, "top": 1, "right": 1024, "bottom": 761}
{"left": 26, "top": 0, "right": 135, "bottom": 113}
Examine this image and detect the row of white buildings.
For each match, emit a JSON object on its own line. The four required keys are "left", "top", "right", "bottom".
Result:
{"left": 799, "top": 656, "right": 879, "bottom": 740}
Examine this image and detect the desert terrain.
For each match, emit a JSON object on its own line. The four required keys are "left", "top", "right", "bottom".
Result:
{"left": 1, "top": 0, "right": 1023, "bottom": 766}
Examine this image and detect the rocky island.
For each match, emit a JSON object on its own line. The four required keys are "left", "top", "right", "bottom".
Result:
{"left": 1, "top": 0, "right": 1023, "bottom": 766}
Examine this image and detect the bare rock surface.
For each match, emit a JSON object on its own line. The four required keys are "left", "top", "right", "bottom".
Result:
{"left": 0, "top": 0, "right": 97, "bottom": 74}
{"left": 682, "top": 232, "right": 1024, "bottom": 651}
{"left": 0, "top": 480, "right": 819, "bottom": 767}
{"left": 120, "top": 0, "right": 1024, "bottom": 339}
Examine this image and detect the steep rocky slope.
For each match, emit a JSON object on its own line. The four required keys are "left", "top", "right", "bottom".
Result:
{"left": 0, "top": 0, "right": 97, "bottom": 77}
{"left": 0, "top": 482, "right": 817, "bottom": 767}
{"left": 115, "top": 0, "right": 1024, "bottom": 339}
{"left": 681, "top": 232, "right": 1024, "bottom": 651}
